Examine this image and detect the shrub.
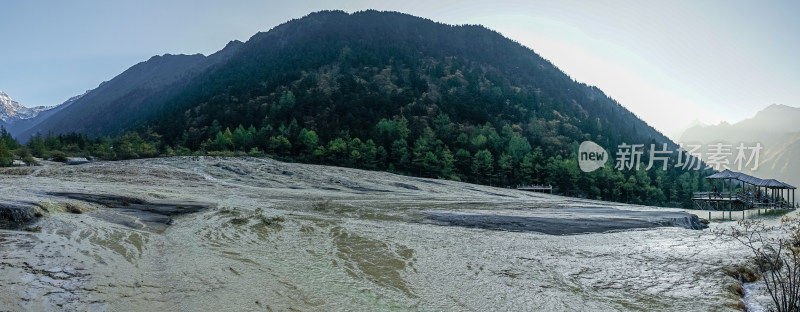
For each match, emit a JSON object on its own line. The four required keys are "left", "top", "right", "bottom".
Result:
{"left": 716, "top": 216, "right": 800, "bottom": 311}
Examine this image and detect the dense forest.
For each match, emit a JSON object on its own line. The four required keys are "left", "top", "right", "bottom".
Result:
{"left": 1, "top": 11, "right": 712, "bottom": 208}
{"left": 0, "top": 120, "right": 710, "bottom": 209}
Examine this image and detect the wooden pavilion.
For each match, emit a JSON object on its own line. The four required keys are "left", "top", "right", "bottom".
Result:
{"left": 692, "top": 169, "right": 796, "bottom": 211}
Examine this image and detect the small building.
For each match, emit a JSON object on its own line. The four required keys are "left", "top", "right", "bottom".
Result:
{"left": 692, "top": 169, "right": 796, "bottom": 210}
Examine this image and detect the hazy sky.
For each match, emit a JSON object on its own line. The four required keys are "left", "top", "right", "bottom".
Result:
{"left": 1, "top": 0, "right": 798, "bottom": 138}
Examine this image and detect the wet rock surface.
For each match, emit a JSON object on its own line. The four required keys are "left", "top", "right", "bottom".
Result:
{"left": 48, "top": 192, "right": 214, "bottom": 232}
{"left": 423, "top": 207, "right": 709, "bottom": 235}
{"left": 0, "top": 204, "right": 39, "bottom": 229}
{"left": 49, "top": 192, "right": 213, "bottom": 216}
{"left": 65, "top": 157, "right": 90, "bottom": 165}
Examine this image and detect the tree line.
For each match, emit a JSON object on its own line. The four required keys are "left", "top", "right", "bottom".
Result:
{"left": 1, "top": 119, "right": 709, "bottom": 209}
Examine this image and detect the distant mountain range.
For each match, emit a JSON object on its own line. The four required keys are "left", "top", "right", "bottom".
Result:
{"left": 679, "top": 104, "right": 800, "bottom": 188}
{"left": 0, "top": 90, "right": 84, "bottom": 136}
{"left": 7, "top": 40, "right": 243, "bottom": 140}
{"left": 0, "top": 91, "right": 55, "bottom": 123}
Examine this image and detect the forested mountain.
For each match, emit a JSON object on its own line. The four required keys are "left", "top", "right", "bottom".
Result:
{"left": 155, "top": 10, "right": 675, "bottom": 150}
{"left": 6, "top": 10, "right": 710, "bottom": 207}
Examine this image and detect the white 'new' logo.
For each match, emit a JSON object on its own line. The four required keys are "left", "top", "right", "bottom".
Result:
{"left": 579, "top": 141, "right": 608, "bottom": 173}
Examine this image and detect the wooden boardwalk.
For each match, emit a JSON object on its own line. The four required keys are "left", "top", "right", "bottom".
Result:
{"left": 691, "top": 170, "right": 796, "bottom": 211}
{"left": 517, "top": 185, "right": 553, "bottom": 193}
{"left": 691, "top": 192, "right": 749, "bottom": 210}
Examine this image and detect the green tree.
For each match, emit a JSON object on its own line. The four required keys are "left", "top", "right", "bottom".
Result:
{"left": 375, "top": 145, "right": 388, "bottom": 168}
{"left": 44, "top": 133, "right": 62, "bottom": 151}
{"left": 232, "top": 125, "right": 254, "bottom": 151}
{"left": 412, "top": 128, "right": 436, "bottom": 175}
{"left": 327, "top": 137, "right": 348, "bottom": 163}
{"left": 279, "top": 91, "right": 296, "bottom": 109}
{"left": 269, "top": 135, "right": 292, "bottom": 155}
{"left": 471, "top": 134, "right": 487, "bottom": 150}
{"left": 456, "top": 133, "right": 469, "bottom": 147}
{"left": 519, "top": 149, "right": 544, "bottom": 184}
{"left": 209, "top": 120, "right": 222, "bottom": 137}
{"left": 433, "top": 113, "right": 453, "bottom": 140}
{"left": 497, "top": 153, "right": 514, "bottom": 185}
{"left": 623, "top": 175, "right": 639, "bottom": 204}
{"left": 390, "top": 139, "right": 410, "bottom": 171}
{"left": 472, "top": 149, "right": 494, "bottom": 183}
{"left": 421, "top": 151, "right": 440, "bottom": 177}
{"left": 0, "top": 143, "right": 12, "bottom": 167}
{"left": 349, "top": 149, "right": 362, "bottom": 167}
{"left": 376, "top": 118, "right": 398, "bottom": 146}
{"left": 139, "top": 141, "right": 159, "bottom": 158}
{"left": 544, "top": 156, "right": 563, "bottom": 191}
{"left": 396, "top": 116, "right": 410, "bottom": 140}
{"left": 255, "top": 125, "right": 273, "bottom": 151}
{"left": 91, "top": 138, "right": 115, "bottom": 160}
{"left": 312, "top": 145, "right": 327, "bottom": 161}
{"left": 297, "top": 128, "right": 319, "bottom": 155}
{"left": 27, "top": 133, "right": 47, "bottom": 157}
{"left": 115, "top": 134, "right": 138, "bottom": 160}
{"left": 348, "top": 138, "right": 363, "bottom": 167}
{"left": 360, "top": 139, "right": 378, "bottom": 169}
{"left": 0, "top": 127, "right": 19, "bottom": 150}
{"left": 506, "top": 134, "right": 532, "bottom": 163}
{"left": 454, "top": 148, "right": 472, "bottom": 177}
{"left": 213, "top": 129, "right": 234, "bottom": 151}
{"left": 440, "top": 147, "right": 455, "bottom": 179}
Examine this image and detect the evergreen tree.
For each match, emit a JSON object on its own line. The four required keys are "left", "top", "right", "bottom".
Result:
{"left": 0, "top": 143, "right": 12, "bottom": 167}
{"left": 297, "top": 128, "right": 319, "bottom": 155}
{"left": 472, "top": 149, "right": 494, "bottom": 183}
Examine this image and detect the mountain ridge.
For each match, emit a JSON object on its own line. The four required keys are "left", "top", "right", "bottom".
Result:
{"left": 14, "top": 40, "right": 245, "bottom": 140}
{"left": 5, "top": 10, "right": 706, "bottom": 207}
{"left": 679, "top": 103, "right": 800, "bottom": 189}
{"left": 0, "top": 90, "right": 75, "bottom": 133}
{"left": 13, "top": 10, "right": 674, "bottom": 150}
{"left": 0, "top": 90, "right": 53, "bottom": 122}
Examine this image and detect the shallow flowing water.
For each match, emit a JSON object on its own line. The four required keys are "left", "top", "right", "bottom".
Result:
{"left": 0, "top": 157, "right": 791, "bottom": 311}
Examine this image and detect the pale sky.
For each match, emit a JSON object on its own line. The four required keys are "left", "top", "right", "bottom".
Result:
{"left": 1, "top": 0, "right": 798, "bottom": 139}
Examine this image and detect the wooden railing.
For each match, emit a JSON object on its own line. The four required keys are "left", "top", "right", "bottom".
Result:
{"left": 692, "top": 191, "right": 733, "bottom": 199}
{"left": 517, "top": 185, "right": 553, "bottom": 193}
{"left": 693, "top": 191, "right": 794, "bottom": 208}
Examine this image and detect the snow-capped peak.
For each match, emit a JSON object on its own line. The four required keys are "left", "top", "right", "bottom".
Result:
{"left": 0, "top": 90, "right": 83, "bottom": 123}
{"left": 0, "top": 90, "right": 28, "bottom": 122}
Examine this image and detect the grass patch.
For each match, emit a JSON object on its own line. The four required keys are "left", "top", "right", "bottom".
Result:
{"left": 37, "top": 202, "right": 65, "bottom": 213}
{"left": 0, "top": 167, "right": 37, "bottom": 176}
{"left": 36, "top": 201, "right": 89, "bottom": 214}
{"left": 724, "top": 264, "right": 760, "bottom": 283}
{"left": 756, "top": 209, "right": 793, "bottom": 218}
{"left": 229, "top": 217, "right": 249, "bottom": 226}
{"left": 257, "top": 215, "right": 285, "bottom": 226}
{"left": 24, "top": 226, "right": 42, "bottom": 233}
{"left": 223, "top": 206, "right": 285, "bottom": 229}
{"left": 310, "top": 199, "right": 333, "bottom": 211}
{"left": 66, "top": 203, "right": 88, "bottom": 214}
{"left": 217, "top": 207, "right": 241, "bottom": 215}
{"left": 33, "top": 206, "right": 45, "bottom": 217}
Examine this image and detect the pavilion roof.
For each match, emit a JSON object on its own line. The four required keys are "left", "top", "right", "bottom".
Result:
{"left": 706, "top": 169, "right": 795, "bottom": 189}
